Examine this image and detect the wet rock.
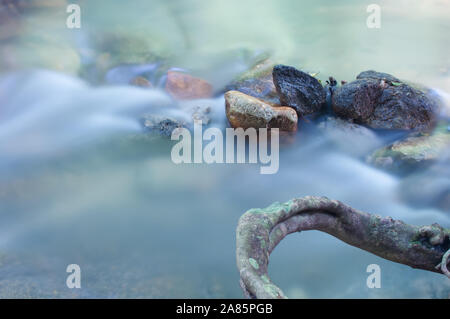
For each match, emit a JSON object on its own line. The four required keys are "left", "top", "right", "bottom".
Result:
{"left": 332, "top": 70, "right": 439, "bottom": 132}
{"left": 130, "top": 76, "right": 152, "bottom": 88}
{"left": 191, "top": 105, "right": 211, "bottom": 125}
{"left": 272, "top": 64, "right": 326, "bottom": 116}
{"left": 225, "top": 59, "right": 279, "bottom": 104}
{"left": 357, "top": 70, "right": 401, "bottom": 83}
{"left": 225, "top": 90, "right": 297, "bottom": 132}
{"left": 165, "top": 71, "right": 213, "bottom": 100}
{"left": 367, "top": 123, "right": 450, "bottom": 173}
{"left": 399, "top": 154, "right": 450, "bottom": 212}
{"left": 142, "top": 114, "right": 186, "bottom": 137}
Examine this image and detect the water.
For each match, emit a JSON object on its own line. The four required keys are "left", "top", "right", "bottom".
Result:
{"left": 0, "top": 0, "right": 449, "bottom": 298}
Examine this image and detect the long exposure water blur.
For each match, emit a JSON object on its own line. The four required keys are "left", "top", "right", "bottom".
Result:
{"left": 0, "top": 0, "right": 449, "bottom": 298}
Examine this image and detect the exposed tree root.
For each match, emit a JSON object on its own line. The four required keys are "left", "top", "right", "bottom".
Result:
{"left": 236, "top": 196, "right": 450, "bottom": 299}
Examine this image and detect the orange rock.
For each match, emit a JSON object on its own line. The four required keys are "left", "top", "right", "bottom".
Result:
{"left": 165, "top": 71, "right": 213, "bottom": 100}
{"left": 130, "top": 76, "right": 152, "bottom": 88}
{"left": 225, "top": 91, "right": 298, "bottom": 132}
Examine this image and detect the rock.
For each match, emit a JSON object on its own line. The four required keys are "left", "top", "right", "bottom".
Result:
{"left": 272, "top": 64, "right": 326, "bottom": 116}
{"left": 130, "top": 76, "right": 152, "bottom": 88}
{"left": 191, "top": 106, "right": 211, "bottom": 125}
{"left": 399, "top": 154, "right": 450, "bottom": 212}
{"left": 165, "top": 71, "right": 213, "bottom": 100}
{"left": 367, "top": 123, "right": 450, "bottom": 173}
{"left": 225, "top": 59, "right": 279, "bottom": 104}
{"left": 332, "top": 70, "right": 439, "bottom": 132}
{"left": 357, "top": 70, "right": 401, "bottom": 83}
{"left": 225, "top": 90, "right": 297, "bottom": 132}
{"left": 142, "top": 114, "right": 186, "bottom": 137}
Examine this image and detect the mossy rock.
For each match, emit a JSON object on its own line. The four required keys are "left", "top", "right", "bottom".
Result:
{"left": 368, "top": 122, "right": 450, "bottom": 173}
{"left": 225, "top": 58, "right": 280, "bottom": 104}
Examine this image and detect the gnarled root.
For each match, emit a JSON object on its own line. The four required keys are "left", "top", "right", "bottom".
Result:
{"left": 236, "top": 196, "right": 450, "bottom": 299}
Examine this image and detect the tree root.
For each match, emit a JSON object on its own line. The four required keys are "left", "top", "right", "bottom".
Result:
{"left": 236, "top": 196, "right": 450, "bottom": 299}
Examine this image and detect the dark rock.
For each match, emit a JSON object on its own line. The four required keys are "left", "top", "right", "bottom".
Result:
{"left": 357, "top": 70, "right": 400, "bottom": 83}
{"left": 272, "top": 65, "right": 326, "bottom": 116}
{"left": 142, "top": 114, "right": 186, "bottom": 137}
{"left": 332, "top": 71, "right": 438, "bottom": 132}
{"left": 225, "top": 59, "right": 279, "bottom": 104}
{"left": 324, "top": 76, "right": 338, "bottom": 113}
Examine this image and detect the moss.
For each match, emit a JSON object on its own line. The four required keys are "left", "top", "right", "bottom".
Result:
{"left": 236, "top": 58, "right": 275, "bottom": 82}
{"left": 246, "top": 200, "right": 294, "bottom": 215}
{"left": 261, "top": 275, "right": 270, "bottom": 284}
{"left": 248, "top": 258, "right": 259, "bottom": 270}
{"left": 263, "top": 284, "right": 280, "bottom": 298}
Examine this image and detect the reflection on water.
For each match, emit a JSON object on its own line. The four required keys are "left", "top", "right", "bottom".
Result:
{"left": 0, "top": 0, "right": 449, "bottom": 298}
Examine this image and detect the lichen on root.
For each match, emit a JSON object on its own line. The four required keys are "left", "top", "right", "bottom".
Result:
{"left": 236, "top": 196, "right": 450, "bottom": 299}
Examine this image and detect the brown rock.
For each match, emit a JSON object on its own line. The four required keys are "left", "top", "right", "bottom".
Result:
{"left": 165, "top": 71, "right": 213, "bottom": 100}
{"left": 130, "top": 76, "right": 152, "bottom": 88}
{"left": 225, "top": 91, "right": 298, "bottom": 132}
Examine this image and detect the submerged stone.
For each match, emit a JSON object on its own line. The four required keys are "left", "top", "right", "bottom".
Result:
{"left": 130, "top": 76, "right": 152, "bottom": 88}
{"left": 225, "top": 90, "right": 298, "bottom": 132}
{"left": 165, "top": 71, "right": 213, "bottom": 100}
{"left": 272, "top": 64, "right": 326, "bottom": 116}
{"left": 142, "top": 114, "right": 186, "bottom": 137}
{"left": 332, "top": 70, "right": 439, "bottom": 132}
{"left": 367, "top": 123, "right": 450, "bottom": 173}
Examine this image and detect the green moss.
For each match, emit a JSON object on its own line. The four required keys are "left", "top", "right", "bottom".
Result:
{"left": 263, "top": 284, "right": 280, "bottom": 298}
{"left": 261, "top": 275, "right": 271, "bottom": 284}
{"left": 247, "top": 200, "right": 294, "bottom": 215}
{"left": 248, "top": 258, "right": 259, "bottom": 270}
{"left": 235, "top": 58, "right": 275, "bottom": 82}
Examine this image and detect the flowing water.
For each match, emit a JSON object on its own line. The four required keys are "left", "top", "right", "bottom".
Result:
{"left": 0, "top": 0, "right": 450, "bottom": 298}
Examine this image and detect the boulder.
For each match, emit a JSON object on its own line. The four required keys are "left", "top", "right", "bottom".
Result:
{"left": 225, "top": 91, "right": 297, "bottom": 132}
{"left": 332, "top": 70, "right": 438, "bottom": 132}
{"left": 272, "top": 64, "right": 326, "bottom": 116}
